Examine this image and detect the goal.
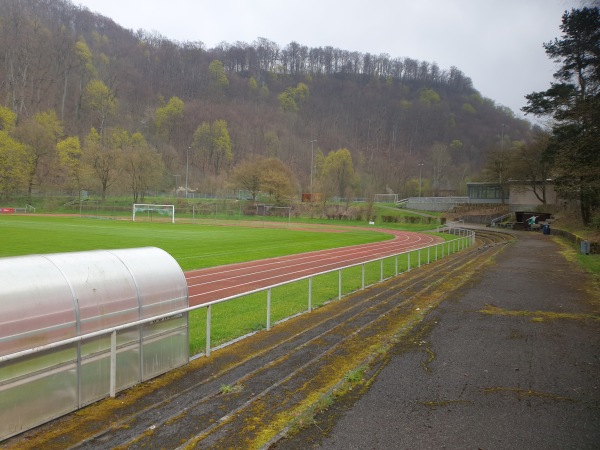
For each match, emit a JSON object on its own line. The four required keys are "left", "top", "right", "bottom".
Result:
{"left": 132, "top": 204, "right": 175, "bottom": 223}
{"left": 374, "top": 193, "right": 398, "bottom": 203}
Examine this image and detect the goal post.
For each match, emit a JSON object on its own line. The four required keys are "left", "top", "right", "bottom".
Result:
{"left": 374, "top": 193, "right": 398, "bottom": 203}
{"left": 256, "top": 205, "right": 292, "bottom": 225}
{"left": 132, "top": 204, "right": 175, "bottom": 223}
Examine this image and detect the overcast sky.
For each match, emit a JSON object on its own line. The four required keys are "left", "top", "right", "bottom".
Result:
{"left": 75, "top": 0, "right": 583, "bottom": 121}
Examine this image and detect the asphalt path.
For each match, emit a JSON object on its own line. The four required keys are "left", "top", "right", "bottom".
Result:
{"left": 277, "top": 229, "right": 600, "bottom": 449}
{"left": 186, "top": 229, "right": 443, "bottom": 306}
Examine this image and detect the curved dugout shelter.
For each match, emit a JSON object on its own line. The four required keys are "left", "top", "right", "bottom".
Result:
{"left": 0, "top": 247, "right": 189, "bottom": 440}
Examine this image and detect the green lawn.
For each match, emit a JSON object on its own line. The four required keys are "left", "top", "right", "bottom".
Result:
{"left": 0, "top": 214, "right": 464, "bottom": 356}
{"left": 0, "top": 215, "right": 391, "bottom": 270}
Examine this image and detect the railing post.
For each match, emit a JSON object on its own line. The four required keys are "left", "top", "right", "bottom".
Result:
{"left": 407, "top": 252, "right": 411, "bottom": 272}
{"left": 206, "top": 305, "right": 212, "bottom": 357}
{"left": 110, "top": 330, "right": 116, "bottom": 397}
{"left": 361, "top": 264, "right": 365, "bottom": 290}
{"left": 427, "top": 247, "right": 430, "bottom": 264}
{"left": 308, "top": 277, "right": 312, "bottom": 312}
{"left": 418, "top": 249, "right": 421, "bottom": 268}
{"left": 395, "top": 255, "right": 398, "bottom": 275}
{"left": 380, "top": 259, "right": 384, "bottom": 282}
{"left": 267, "top": 288, "right": 271, "bottom": 331}
{"left": 338, "top": 270, "right": 342, "bottom": 300}
{"left": 435, "top": 244, "right": 438, "bottom": 261}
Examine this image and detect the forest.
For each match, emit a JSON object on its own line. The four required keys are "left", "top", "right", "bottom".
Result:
{"left": 0, "top": 0, "right": 539, "bottom": 205}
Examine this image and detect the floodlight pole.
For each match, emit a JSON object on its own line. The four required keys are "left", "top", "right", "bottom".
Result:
{"left": 418, "top": 163, "right": 424, "bottom": 197}
{"left": 500, "top": 124, "right": 505, "bottom": 204}
{"left": 310, "top": 139, "right": 317, "bottom": 194}
{"left": 185, "top": 146, "right": 190, "bottom": 198}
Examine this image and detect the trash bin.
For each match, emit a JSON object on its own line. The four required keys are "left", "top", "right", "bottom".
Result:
{"left": 581, "top": 241, "right": 590, "bottom": 254}
{"left": 543, "top": 224, "right": 550, "bottom": 235}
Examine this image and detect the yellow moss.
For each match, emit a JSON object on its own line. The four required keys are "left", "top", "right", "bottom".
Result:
{"left": 553, "top": 236, "right": 579, "bottom": 264}
{"left": 113, "top": 425, "right": 155, "bottom": 450}
{"left": 553, "top": 236, "right": 600, "bottom": 305}
{"left": 235, "top": 249, "right": 505, "bottom": 449}
{"left": 479, "top": 304, "right": 600, "bottom": 322}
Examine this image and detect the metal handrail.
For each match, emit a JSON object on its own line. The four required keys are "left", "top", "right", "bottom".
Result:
{"left": 1, "top": 228, "right": 475, "bottom": 368}
{"left": 491, "top": 213, "right": 512, "bottom": 226}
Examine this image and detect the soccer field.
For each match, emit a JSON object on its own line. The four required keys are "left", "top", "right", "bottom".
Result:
{"left": 0, "top": 214, "right": 458, "bottom": 356}
{"left": 0, "top": 215, "right": 392, "bottom": 270}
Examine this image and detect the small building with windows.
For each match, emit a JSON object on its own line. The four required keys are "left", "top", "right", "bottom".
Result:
{"left": 466, "top": 181, "right": 557, "bottom": 211}
{"left": 405, "top": 181, "right": 558, "bottom": 213}
{"left": 466, "top": 182, "right": 509, "bottom": 204}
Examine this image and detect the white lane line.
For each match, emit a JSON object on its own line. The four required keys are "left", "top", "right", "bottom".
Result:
{"left": 188, "top": 241, "right": 437, "bottom": 299}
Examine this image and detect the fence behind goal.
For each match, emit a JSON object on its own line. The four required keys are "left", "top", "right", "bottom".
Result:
{"left": 132, "top": 204, "right": 175, "bottom": 223}
{"left": 374, "top": 193, "right": 398, "bottom": 203}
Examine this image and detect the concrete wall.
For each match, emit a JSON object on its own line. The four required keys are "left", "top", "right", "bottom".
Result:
{"left": 407, "top": 197, "right": 469, "bottom": 212}
{"left": 551, "top": 228, "right": 599, "bottom": 254}
{"left": 509, "top": 184, "right": 558, "bottom": 211}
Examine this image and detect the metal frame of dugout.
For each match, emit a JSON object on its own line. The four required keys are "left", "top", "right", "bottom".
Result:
{"left": 0, "top": 247, "right": 189, "bottom": 441}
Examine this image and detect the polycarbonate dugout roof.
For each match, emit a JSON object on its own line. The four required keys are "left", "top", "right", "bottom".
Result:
{"left": 0, "top": 247, "right": 188, "bottom": 357}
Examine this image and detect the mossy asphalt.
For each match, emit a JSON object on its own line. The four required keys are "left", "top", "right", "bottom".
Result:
{"left": 277, "top": 229, "right": 600, "bottom": 449}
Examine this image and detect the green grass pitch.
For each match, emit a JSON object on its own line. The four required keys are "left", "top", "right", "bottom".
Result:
{"left": 0, "top": 215, "right": 391, "bottom": 270}
{"left": 0, "top": 214, "right": 454, "bottom": 355}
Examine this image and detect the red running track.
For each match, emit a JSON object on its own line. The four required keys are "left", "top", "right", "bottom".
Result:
{"left": 185, "top": 230, "right": 443, "bottom": 306}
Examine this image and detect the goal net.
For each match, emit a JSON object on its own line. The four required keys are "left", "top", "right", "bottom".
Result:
{"left": 132, "top": 204, "right": 175, "bottom": 223}
{"left": 374, "top": 193, "right": 398, "bottom": 203}
{"left": 263, "top": 205, "right": 291, "bottom": 218}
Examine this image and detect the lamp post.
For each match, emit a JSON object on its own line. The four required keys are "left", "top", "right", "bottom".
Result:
{"left": 185, "top": 146, "right": 190, "bottom": 198}
{"left": 418, "top": 163, "right": 424, "bottom": 197}
{"left": 500, "top": 124, "right": 505, "bottom": 204}
{"left": 310, "top": 139, "right": 317, "bottom": 194}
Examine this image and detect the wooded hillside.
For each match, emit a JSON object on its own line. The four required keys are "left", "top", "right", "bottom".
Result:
{"left": 0, "top": 0, "right": 535, "bottom": 202}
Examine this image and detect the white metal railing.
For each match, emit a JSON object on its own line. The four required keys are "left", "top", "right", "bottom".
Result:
{"left": 491, "top": 213, "right": 512, "bottom": 226}
{"left": 0, "top": 228, "right": 474, "bottom": 396}
{"left": 439, "top": 220, "right": 464, "bottom": 231}
{"left": 410, "top": 196, "right": 469, "bottom": 203}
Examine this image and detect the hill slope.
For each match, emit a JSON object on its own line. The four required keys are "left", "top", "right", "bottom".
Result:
{"left": 0, "top": 0, "right": 533, "bottom": 200}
